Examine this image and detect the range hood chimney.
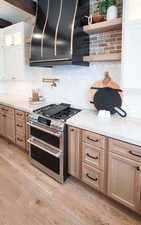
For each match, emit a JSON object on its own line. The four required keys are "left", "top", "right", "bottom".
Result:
{"left": 30, "top": 0, "right": 89, "bottom": 67}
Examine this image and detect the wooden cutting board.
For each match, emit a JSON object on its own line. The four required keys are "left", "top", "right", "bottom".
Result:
{"left": 88, "top": 72, "right": 122, "bottom": 111}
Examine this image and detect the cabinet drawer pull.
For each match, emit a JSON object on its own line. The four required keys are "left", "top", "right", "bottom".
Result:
{"left": 129, "top": 150, "right": 141, "bottom": 158}
{"left": 17, "top": 137, "right": 23, "bottom": 142}
{"left": 16, "top": 113, "right": 23, "bottom": 116}
{"left": 86, "top": 153, "right": 98, "bottom": 160}
{"left": 87, "top": 136, "right": 98, "bottom": 142}
{"left": 16, "top": 124, "right": 23, "bottom": 128}
{"left": 86, "top": 173, "right": 98, "bottom": 182}
{"left": 2, "top": 114, "right": 6, "bottom": 117}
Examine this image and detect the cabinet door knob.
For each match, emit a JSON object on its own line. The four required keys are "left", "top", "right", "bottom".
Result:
{"left": 70, "top": 129, "right": 74, "bottom": 132}
{"left": 137, "top": 166, "right": 141, "bottom": 172}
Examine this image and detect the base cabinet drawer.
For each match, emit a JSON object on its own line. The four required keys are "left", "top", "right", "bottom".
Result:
{"left": 16, "top": 134, "right": 26, "bottom": 149}
{"left": 15, "top": 110, "right": 25, "bottom": 121}
{"left": 82, "top": 163, "right": 105, "bottom": 193}
{"left": 15, "top": 120, "right": 26, "bottom": 135}
{"left": 82, "top": 130, "right": 106, "bottom": 149}
{"left": 109, "top": 138, "right": 141, "bottom": 162}
{"left": 82, "top": 143, "right": 104, "bottom": 170}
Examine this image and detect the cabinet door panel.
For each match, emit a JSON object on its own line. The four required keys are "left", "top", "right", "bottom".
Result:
{"left": 0, "top": 46, "right": 4, "bottom": 79}
{"left": 4, "top": 46, "right": 24, "bottom": 80}
{"left": 43, "top": 0, "right": 62, "bottom": 58}
{"left": 5, "top": 115, "right": 15, "bottom": 143}
{"left": 108, "top": 153, "right": 140, "bottom": 211}
{"left": 0, "top": 114, "right": 6, "bottom": 136}
{"left": 68, "top": 126, "right": 80, "bottom": 178}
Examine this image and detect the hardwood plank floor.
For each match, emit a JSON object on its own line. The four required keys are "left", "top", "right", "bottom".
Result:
{"left": 0, "top": 137, "right": 141, "bottom": 225}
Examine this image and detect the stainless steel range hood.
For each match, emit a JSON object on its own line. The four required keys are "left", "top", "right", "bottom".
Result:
{"left": 30, "top": 0, "right": 89, "bottom": 67}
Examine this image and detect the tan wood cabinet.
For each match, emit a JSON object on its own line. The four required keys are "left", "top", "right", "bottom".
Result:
{"left": 0, "top": 105, "right": 15, "bottom": 142}
{"left": 0, "top": 106, "right": 6, "bottom": 136}
{"left": 68, "top": 125, "right": 141, "bottom": 215}
{"left": 0, "top": 104, "right": 28, "bottom": 151}
{"left": 25, "top": 112, "right": 29, "bottom": 151}
{"left": 5, "top": 113, "right": 15, "bottom": 142}
{"left": 108, "top": 152, "right": 141, "bottom": 212}
{"left": 108, "top": 138, "right": 141, "bottom": 214}
{"left": 81, "top": 130, "right": 107, "bottom": 194}
{"left": 15, "top": 109, "right": 27, "bottom": 150}
{"left": 68, "top": 126, "right": 81, "bottom": 178}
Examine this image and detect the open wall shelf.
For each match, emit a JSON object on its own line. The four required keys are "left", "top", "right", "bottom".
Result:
{"left": 83, "top": 53, "right": 121, "bottom": 62}
{"left": 83, "top": 18, "right": 122, "bottom": 62}
{"left": 83, "top": 18, "right": 122, "bottom": 35}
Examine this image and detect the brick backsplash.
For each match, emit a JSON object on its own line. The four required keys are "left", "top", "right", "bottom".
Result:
{"left": 89, "top": 0, "right": 123, "bottom": 56}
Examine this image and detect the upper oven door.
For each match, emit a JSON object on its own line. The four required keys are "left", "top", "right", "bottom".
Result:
{"left": 28, "top": 122, "right": 63, "bottom": 150}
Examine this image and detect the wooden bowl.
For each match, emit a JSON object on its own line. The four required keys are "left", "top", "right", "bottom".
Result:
{"left": 92, "top": 15, "right": 104, "bottom": 23}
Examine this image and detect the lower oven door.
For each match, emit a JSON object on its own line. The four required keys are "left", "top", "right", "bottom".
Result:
{"left": 28, "top": 138, "right": 64, "bottom": 183}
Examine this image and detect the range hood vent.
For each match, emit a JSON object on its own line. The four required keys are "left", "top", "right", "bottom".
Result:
{"left": 30, "top": 0, "right": 89, "bottom": 67}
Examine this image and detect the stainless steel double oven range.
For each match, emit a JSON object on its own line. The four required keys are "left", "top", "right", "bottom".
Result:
{"left": 27, "top": 103, "right": 80, "bottom": 183}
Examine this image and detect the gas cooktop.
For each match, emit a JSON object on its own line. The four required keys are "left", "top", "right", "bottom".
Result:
{"left": 33, "top": 103, "right": 81, "bottom": 121}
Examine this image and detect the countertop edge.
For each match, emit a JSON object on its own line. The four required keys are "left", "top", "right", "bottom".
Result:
{"left": 67, "top": 120, "right": 141, "bottom": 147}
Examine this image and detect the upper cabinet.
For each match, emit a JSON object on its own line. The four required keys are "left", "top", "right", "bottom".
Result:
{"left": 1, "top": 22, "right": 32, "bottom": 81}
{"left": 0, "top": 29, "right": 5, "bottom": 80}
{"left": 127, "top": 0, "right": 141, "bottom": 22}
{"left": 30, "top": 0, "right": 89, "bottom": 66}
{"left": 122, "top": 0, "right": 141, "bottom": 89}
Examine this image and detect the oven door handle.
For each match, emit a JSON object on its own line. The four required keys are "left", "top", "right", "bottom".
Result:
{"left": 27, "top": 122, "right": 62, "bottom": 138}
{"left": 28, "top": 138, "right": 62, "bottom": 158}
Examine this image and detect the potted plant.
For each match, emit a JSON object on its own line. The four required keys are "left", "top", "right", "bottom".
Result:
{"left": 97, "top": 0, "right": 117, "bottom": 21}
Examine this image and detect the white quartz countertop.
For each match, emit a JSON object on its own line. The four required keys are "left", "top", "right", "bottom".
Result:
{"left": 0, "top": 94, "right": 51, "bottom": 113}
{"left": 1, "top": 94, "right": 141, "bottom": 147}
{"left": 67, "top": 109, "right": 141, "bottom": 147}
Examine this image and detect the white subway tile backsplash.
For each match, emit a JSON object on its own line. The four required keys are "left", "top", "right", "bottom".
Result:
{"left": 0, "top": 62, "right": 141, "bottom": 119}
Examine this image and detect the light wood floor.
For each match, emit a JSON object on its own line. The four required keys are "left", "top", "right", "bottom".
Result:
{"left": 0, "top": 137, "right": 141, "bottom": 225}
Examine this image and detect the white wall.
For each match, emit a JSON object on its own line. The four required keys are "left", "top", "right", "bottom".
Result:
{"left": 122, "top": 0, "right": 141, "bottom": 89}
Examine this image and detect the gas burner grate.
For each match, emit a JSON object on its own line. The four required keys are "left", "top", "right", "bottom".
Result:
{"left": 34, "top": 104, "right": 81, "bottom": 121}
